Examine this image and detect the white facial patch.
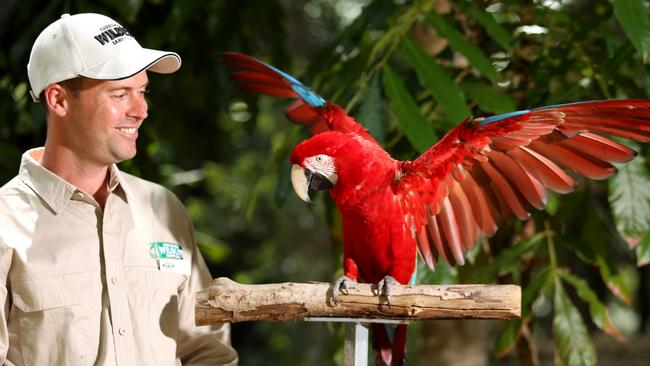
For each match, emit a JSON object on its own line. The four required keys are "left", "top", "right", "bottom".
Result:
{"left": 305, "top": 154, "right": 336, "bottom": 177}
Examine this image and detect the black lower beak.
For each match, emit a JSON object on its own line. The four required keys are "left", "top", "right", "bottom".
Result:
{"left": 305, "top": 169, "right": 335, "bottom": 192}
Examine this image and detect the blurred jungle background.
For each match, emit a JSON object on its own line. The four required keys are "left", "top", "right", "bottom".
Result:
{"left": 1, "top": 0, "right": 649, "bottom": 365}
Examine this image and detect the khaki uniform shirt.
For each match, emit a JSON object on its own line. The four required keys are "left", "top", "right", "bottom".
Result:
{"left": 0, "top": 148, "right": 238, "bottom": 366}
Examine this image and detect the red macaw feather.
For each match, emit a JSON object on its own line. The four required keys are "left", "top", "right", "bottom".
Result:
{"left": 222, "top": 52, "right": 650, "bottom": 366}
{"left": 448, "top": 179, "right": 479, "bottom": 250}
{"left": 460, "top": 172, "right": 498, "bottom": 236}
{"left": 529, "top": 138, "right": 617, "bottom": 180}
{"left": 561, "top": 133, "right": 636, "bottom": 163}
{"left": 285, "top": 100, "right": 320, "bottom": 124}
{"left": 229, "top": 71, "right": 297, "bottom": 98}
{"left": 487, "top": 150, "right": 547, "bottom": 209}
{"left": 507, "top": 147, "right": 577, "bottom": 193}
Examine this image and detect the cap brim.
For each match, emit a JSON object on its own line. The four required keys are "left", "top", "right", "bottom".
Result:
{"left": 80, "top": 47, "right": 181, "bottom": 80}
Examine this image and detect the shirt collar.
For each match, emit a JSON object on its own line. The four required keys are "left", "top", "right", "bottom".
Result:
{"left": 19, "top": 148, "right": 76, "bottom": 214}
{"left": 18, "top": 147, "right": 130, "bottom": 213}
{"left": 111, "top": 165, "right": 134, "bottom": 202}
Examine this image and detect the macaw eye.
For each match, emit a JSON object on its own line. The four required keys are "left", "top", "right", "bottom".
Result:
{"left": 316, "top": 155, "right": 324, "bottom": 162}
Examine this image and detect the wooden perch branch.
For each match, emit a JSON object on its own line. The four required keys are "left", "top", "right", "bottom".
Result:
{"left": 195, "top": 277, "right": 521, "bottom": 325}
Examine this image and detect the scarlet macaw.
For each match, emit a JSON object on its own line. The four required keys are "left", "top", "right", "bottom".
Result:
{"left": 220, "top": 52, "right": 650, "bottom": 366}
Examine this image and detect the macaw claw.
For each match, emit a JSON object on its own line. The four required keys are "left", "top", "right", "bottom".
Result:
{"left": 374, "top": 275, "right": 400, "bottom": 306}
{"left": 329, "top": 275, "right": 357, "bottom": 304}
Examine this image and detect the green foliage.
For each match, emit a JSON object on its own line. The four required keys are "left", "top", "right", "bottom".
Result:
{"left": 458, "top": 1, "right": 511, "bottom": 49}
{"left": 494, "top": 267, "right": 552, "bottom": 356}
{"left": 357, "top": 75, "right": 385, "bottom": 144}
{"left": 553, "top": 281, "right": 597, "bottom": 366}
{"left": 460, "top": 81, "right": 516, "bottom": 114}
{"left": 638, "top": 232, "right": 650, "bottom": 266}
{"left": 612, "top": 0, "right": 650, "bottom": 62}
{"left": 402, "top": 36, "right": 472, "bottom": 123}
{"left": 1, "top": 0, "right": 649, "bottom": 365}
{"left": 382, "top": 63, "right": 437, "bottom": 152}
{"left": 471, "top": 232, "right": 547, "bottom": 282}
{"left": 610, "top": 145, "right": 650, "bottom": 235}
{"left": 560, "top": 270, "right": 624, "bottom": 340}
{"left": 426, "top": 12, "right": 498, "bottom": 80}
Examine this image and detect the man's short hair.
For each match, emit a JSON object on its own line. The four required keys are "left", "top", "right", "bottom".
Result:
{"left": 39, "top": 77, "right": 87, "bottom": 114}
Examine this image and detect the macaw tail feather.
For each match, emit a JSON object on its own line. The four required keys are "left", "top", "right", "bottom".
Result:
{"left": 371, "top": 323, "right": 407, "bottom": 366}
{"left": 219, "top": 51, "right": 326, "bottom": 107}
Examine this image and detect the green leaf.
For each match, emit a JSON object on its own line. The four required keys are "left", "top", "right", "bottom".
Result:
{"left": 612, "top": 0, "right": 650, "bottom": 62}
{"left": 472, "top": 232, "right": 546, "bottom": 282}
{"left": 562, "top": 227, "right": 632, "bottom": 304}
{"left": 357, "top": 75, "right": 384, "bottom": 145}
{"left": 402, "top": 36, "right": 472, "bottom": 123}
{"left": 494, "top": 267, "right": 552, "bottom": 356}
{"left": 637, "top": 231, "right": 650, "bottom": 267}
{"left": 609, "top": 149, "right": 650, "bottom": 236}
{"left": 553, "top": 282, "right": 596, "bottom": 366}
{"left": 597, "top": 255, "right": 633, "bottom": 305}
{"left": 460, "top": 81, "right": 517, "bottom": 115}
{"left": 195, "top": 231, "right": 231, "bottom": 264}
{"left": 426, "top": 13, "right": 498, "bottom": 80}
{"left": 416, "top": 256, "right": 458, "bottom": 285}
{"left": 494, "top": 318, "right": 522, "bottom": 358}
{"left": 602, "top": 42, "right": 636, "bottom": 85}
{"left": 382, "top": 64, "right": 438, "bottom": 153}
{"left": 459, "top": 1, "right": 511, "bottom": 49}
{"left": 559, "top": 271, "right": 625, "bottom": 341}
{"left": 522, "top": 267, "right": 554, "bottom": 316}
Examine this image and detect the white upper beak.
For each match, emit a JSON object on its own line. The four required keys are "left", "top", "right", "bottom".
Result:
{"left": 291, "top": 164, "right": 312, "bottom": 203}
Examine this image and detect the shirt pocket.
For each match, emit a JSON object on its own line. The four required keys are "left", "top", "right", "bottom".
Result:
{"left": 11, "top": 272, "right": 100, "bottom": 366}
{"left": 145, "top": 270, "right": 186, "bottom": 366}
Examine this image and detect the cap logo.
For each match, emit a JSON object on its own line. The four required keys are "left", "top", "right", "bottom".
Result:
{"left": 93, "top": 23, "right": 133, "bottom": 46}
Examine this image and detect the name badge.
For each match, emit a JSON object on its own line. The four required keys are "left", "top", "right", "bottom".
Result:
{"left": 158, "top": 258, "right": 191, "bottom": 276}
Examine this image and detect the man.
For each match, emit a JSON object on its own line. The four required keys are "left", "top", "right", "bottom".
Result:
{"left": 0, "top": 13, "right": 237, "bottom": 365}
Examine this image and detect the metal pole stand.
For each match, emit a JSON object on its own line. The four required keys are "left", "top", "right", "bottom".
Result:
{"left": 306, "top": 317, "right": 408, "bottom": 366}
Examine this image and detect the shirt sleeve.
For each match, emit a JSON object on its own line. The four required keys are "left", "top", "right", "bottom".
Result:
{"left": 0, "top": 241, "right": 13, "bottom": 365}
{"left": 175, "top": 201, "right": 238, "bottom": 366}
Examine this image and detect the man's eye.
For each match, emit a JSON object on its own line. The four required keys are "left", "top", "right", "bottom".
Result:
{"left": 112, "top": 93, "right": 126, "bottom": 99}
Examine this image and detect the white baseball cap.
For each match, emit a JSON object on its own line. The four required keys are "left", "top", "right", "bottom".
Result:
{"left": 27, "top": 13, "right": 181, "bottom": 102}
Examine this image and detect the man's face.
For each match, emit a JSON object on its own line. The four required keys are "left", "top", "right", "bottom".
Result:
{"left": 64, "top": 71, "right": 149, "bottom": 167}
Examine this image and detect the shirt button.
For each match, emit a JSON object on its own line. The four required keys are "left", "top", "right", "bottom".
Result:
{"left": 111, "top": 277, "right": 118, "bottom": 285}
{"left": 118, "top": 328, "right": 127, "bottom": 336}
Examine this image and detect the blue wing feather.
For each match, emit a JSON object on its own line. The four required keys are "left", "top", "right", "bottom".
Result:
{"left": 480, "top": 110, "right": 530, "bottom": 125}
{"left": 479, "top": 100, "right": 622, "bottom": 126}
{"left": 532, "top": 100, "right": 598, "bottom": 110}
{"left": 265, "top": 63, "right": 326, "bottom": 108}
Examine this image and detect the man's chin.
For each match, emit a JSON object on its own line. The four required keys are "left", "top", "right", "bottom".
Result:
{"left": 112, "top": 148, "right": 137, "bottom": 164}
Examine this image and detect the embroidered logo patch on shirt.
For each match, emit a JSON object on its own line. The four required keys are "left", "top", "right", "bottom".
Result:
{"left": 149, "top": 241, "right": 184, "bottom": 260}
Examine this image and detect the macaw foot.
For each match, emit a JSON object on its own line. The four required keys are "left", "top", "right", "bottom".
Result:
{"left": 374, "top": 275, "right": 400, "bottom": 306}
{"left": 329, "top": 275, "right": 357, "bottom": 304}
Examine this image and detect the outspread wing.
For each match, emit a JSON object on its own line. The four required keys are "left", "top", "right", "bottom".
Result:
{"left": 220, "top": 52, "right": 375, "bottom": 141}
{"left": 396, "top": 99, "right": 650, "bottom": 271}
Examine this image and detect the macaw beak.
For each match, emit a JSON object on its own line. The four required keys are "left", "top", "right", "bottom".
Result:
{"left": 291, "top": 164, "right": 338, "bottom": 203}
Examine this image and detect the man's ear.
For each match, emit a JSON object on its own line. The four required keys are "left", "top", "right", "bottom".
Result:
{"left": 43, "top": 84, "right": 70, "bottom": 117}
